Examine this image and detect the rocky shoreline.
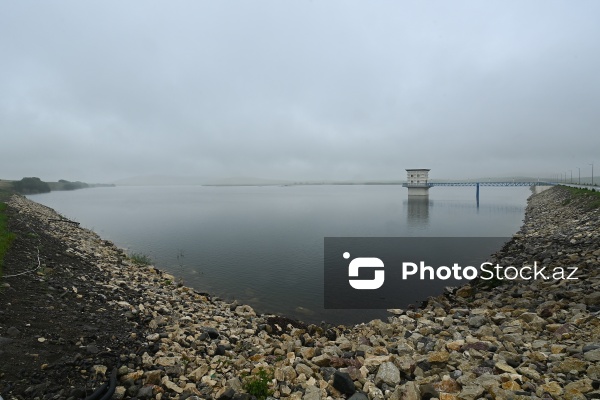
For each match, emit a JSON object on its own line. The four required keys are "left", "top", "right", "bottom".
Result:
{"left": 1, "top": 186, "right": 599, "bottom": 400}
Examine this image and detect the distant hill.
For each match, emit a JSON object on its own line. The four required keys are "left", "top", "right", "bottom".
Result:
{"left": 6, "top": 177, "right": 114, "bottom": 195}
{"left": 205, "top": 176, "right": 293, "bottom": 186}
{"left": 114, "top": 175, "right": 294, "bottom": 186}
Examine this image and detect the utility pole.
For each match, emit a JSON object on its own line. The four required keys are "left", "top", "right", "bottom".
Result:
{"left": 590, "top": 163, "right": 594, "bottom": 186}
{"left": 570, "top": 170, "right": 572, "bottom": 184}
{"left": 577, "top": 167, "right": 581, "bottom": 185}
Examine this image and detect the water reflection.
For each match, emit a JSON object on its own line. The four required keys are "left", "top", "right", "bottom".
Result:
{"left": 405, "top": 196, "right": 431, "bottom": 227}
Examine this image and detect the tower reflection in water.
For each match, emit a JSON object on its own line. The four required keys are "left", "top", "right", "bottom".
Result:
{"left": 406, "top": 195, "right": 432, "bottom": 228}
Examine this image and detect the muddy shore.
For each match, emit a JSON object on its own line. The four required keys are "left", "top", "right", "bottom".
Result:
{"left": 1, "top": 186, "right": 599, "bottom": 399}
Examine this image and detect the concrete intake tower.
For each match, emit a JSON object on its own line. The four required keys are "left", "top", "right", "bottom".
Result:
{"left": 403, "top": 169, "right": 431, "bottom": 196}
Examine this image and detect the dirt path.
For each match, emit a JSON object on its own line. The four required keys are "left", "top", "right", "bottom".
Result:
{"left": 0, "top": 200, "right": 148, "bottom": 399}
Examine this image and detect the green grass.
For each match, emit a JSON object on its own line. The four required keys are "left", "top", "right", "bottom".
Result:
{"left": 0, "top": 203, "right": 16, "bottom": 277}
{"left": 129, "top": 252, "right": 153, "bottom": 266}
{"left": 0, "top": 181, "right": 13, "bottom": 203}
{"left": 242, "top": 368, "right": 273, "bottom": 400}
{"left": 563, "top": 186, "right": 600, "bottom": 209}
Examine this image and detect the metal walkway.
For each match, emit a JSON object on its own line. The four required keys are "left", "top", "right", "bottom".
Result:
{"left": 402, "top": 181, "right": 558, "bottom": 205}
{"left": 402, "top": 181, "right": 556, "bottom": 188}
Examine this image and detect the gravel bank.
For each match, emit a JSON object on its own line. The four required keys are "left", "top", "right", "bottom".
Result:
{"left": 1, "top": 186, "right": 599, "bottom": 400}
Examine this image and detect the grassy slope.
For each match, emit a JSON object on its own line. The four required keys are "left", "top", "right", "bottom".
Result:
{"left": 0, "top": 180, "right": 13, "bottom": 198}
{"left": 0, "top": 183, "right": 15, "bottom": 276}
{"left": 0, "top": 204, "right": 14, "bottom": 276}
{"left": 563, "top": 185, "right": 600, "bottom": 209}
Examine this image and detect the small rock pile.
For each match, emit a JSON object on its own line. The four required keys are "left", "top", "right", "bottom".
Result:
{"left": 5, "top": 186, "right": 600, "bottom": 399}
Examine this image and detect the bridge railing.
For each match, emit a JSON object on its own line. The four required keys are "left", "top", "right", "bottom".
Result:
{"left": 401, "top": 183, "right": 433, "bottom": 187}
{"left": 403, "top": 182, "right": 556, "bottom": 188}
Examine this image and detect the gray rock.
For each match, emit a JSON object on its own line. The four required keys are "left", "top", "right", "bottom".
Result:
{"left": 146, "top": 333, "right": 160, "bottom": 341}
{"left": 126, "top": 385, "right": 139, "bottom": 397}
{"left": 86, "top": 344, "right": 99, "bottom": 354}
{"left": 419, "top": 383, "right": 439, "bottom": 399}
{"left": 374, "top": 362, "right": 400, "bottom": 387}
{"left": 468, "top": 315, "right": 487, "bottom": 328}
{"left": 0, "top": 336, "right": 13, "bottom": 346}
{"left": 302, "top": 386, "right": 321, "bottom": 400}
{"left": 451, "top": 370, "right": 463, "bottom": 380}
{"left": 321, "top": 367, "right": 336, "bottom": 382}
{"left": 348, "top": 393, "right": 368, "bottom": 400}
{"left": 584, "top": 349, "right": 600, "bottom": 362}
{"left": 6, "top": 327, "right": 20, "bottom": 338}
{"left": 226, "top": 377, "right": 243, "bottom": 392}
{"left": 113, "top": 386, "right": 126, "bottom": 400}
{"left": 296, "top": 363, "right": 313, "bottom": 377}
{"left": 458, "top": 385, "right": 485, "bottom": 400}
{"left": 218, "top": 388, "right": 236, "bottom": 400}
{"left": 397, "top": 382, "right": 420, "bottom": 400}
{"left": 137, "top": 385, "right": 154, "bottom": 399}
{"left": 312, "top": 354, "right": 332, "bottom": 366}
{"left": 583, "top": 344, "right": 600, "bottom": 353}
{"left": 584, "top": 293, "right": 600, "bottom": 305}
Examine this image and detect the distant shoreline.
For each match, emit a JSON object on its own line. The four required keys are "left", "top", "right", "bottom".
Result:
{"left": 0, "top": 177, "right": 115, "bottom": 195}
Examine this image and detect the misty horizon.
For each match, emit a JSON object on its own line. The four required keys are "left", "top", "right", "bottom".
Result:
{"left": 2, "top": 172, "right": 598, "bottom": 184}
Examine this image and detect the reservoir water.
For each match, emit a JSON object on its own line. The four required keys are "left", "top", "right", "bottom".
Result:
{"left": 29, "top": 184, "right": 533, "bottom": 325}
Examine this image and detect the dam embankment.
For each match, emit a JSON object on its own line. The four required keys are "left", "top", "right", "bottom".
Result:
{"left": 1, "top": 186, "right": 599, "bottom": 399}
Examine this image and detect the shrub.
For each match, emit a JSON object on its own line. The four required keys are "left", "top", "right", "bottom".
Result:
{"left": 12, "top": 177, "right": 51, "bottom": 194}
{"left": 62, "top": 181, "right": 89, "bottom": 190}
{"left": 243, "top": 368, "right": 273, "bottom": 400}
{"left": 130, "top": 252, "right": 152, "bottom": 266}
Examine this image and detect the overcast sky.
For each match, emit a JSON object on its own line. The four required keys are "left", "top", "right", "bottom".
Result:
{"left": 1, "top": 1, "right": 599, "bottom": 183}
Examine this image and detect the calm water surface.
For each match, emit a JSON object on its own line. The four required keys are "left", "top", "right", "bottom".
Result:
{"left": 29, "top": 185, "right": 533, "bottom": 324}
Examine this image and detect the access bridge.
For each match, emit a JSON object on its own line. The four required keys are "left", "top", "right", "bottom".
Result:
{"left": 403, "top": 181, "right": 557, "bottom": 188}
{"left": 402, "top": 181, "right": 557, "bottom": 201}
